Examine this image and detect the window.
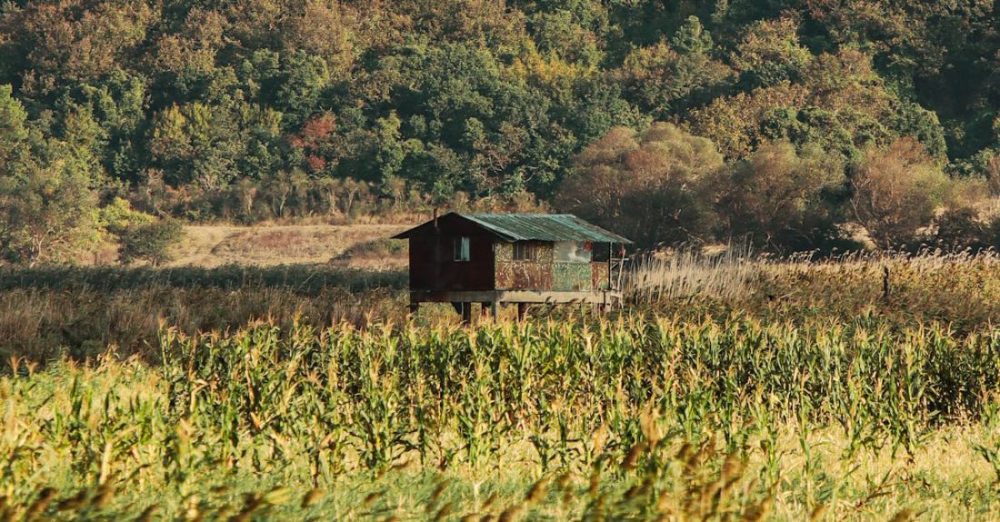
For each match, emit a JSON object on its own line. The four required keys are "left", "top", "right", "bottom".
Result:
{"left": 453, "top": 237, "right": 470, "bottom": 262}
{"left": 513, "top": 241, "right": 534, "bottom": 261}
{"left": 554, "top": 241, "right": 591, "bottom": 263}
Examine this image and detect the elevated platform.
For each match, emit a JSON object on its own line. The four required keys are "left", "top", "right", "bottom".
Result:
{"left": 409, "top": 289, "right": 623, "bottom": 322}
{"left": 409, "top": 289, "right": 623, "bottom": 305}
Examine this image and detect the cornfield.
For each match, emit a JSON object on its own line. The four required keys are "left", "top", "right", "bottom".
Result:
{"left": 3, "top": 310, "right": 1000, "bottom": 520}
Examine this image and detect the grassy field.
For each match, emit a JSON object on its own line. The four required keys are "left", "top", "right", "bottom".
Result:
{"left": 1, "top": 252, "right": 999, "bottom": 520}
{"left": 171, "top": 224, "right": 410, "bottom": 268}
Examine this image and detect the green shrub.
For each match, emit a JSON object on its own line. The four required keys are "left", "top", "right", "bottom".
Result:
{"left": 117, "top": 219, "right": 184, "bottom": 266}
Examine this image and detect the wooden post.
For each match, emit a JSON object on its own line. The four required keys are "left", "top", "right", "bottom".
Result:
{"left": 408, "top": 303, "right": 419, "bottom": 317}
{"left": 461, "top": 302, "right": 472, "bottom": 325}
{"left": 516, "top": 303, "right": 527, "bottom": 322}
{"left": 882, "top": 265, "right": 891, "bottom": 303}
{"left": 608, "top": 242, "right": 613, "bottom": 291}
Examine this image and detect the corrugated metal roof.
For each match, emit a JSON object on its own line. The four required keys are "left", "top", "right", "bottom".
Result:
{"left": 461, "top": 213, "right": 632, "bottom": 244}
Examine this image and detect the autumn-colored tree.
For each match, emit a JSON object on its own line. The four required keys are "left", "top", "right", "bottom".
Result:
{"left": 556, "top": 123, "right": 724, "bottom": 247}
{"left": 716, "top": 141, "right": 846, "bottom": 251}
{"left": 289, "top": 112, "right": 338, "bottom": 174}
{"left": 2, "top": 0, "right": 155, "bottom": 95}
{"left": 280, "top": 0, "right": 356, "bottom": 75}
{"left": 850, "top": 138, "right": 951, "bottom": 249}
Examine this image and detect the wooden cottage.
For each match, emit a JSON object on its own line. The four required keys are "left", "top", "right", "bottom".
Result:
{"left": 393, "top": 212, "right": 632, "bottom": 321}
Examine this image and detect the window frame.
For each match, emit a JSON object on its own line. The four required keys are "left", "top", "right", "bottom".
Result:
{"left": 453, "top": 236, "right": 471, "bottom": 262}
{"left": 513, "top": 241, "right": 534, "bottom": 261}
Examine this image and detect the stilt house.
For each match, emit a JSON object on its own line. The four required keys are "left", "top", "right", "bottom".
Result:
{"left": 393, "top": 212, "right": 632, "bottom": 321}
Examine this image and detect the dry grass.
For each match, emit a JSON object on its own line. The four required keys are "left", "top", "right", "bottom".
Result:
{"left": 625, "top": 244, "right": 762, "bottom": 303}
{"left": 170, "top": 224, "right": 410, "bottom": 267}
{"left": 329, "top": 238, "right": 409, "bottom": 270}
{"left": 6, "top": 249, "right": 1000, "bottom": 362}
{"left": 0, "top": 265, "right": 408, "bottom": 361}
{"left": 750, "top": 250, "right": 1000, "bottom": 330}
{"left": 624, "top": 248, "right": 1000, "bottom": 333}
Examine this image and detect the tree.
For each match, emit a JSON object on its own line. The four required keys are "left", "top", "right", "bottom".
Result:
{"left": 0, "top": 154, "right": 101, "bottom": 265}
{"left": 556, "top": 123, "right": 724, "bottom": 247}
{"left": 277, "top": 50, "right": 330, "bottom": 127}
{"left": 931, "top": 206, "right": 998, "bottom": 253}
{"left": 528, "top": 10, "right": 602, "bottom": 69}
{"left": 0, "top": 0, "right": 995, "bottom": 236}
{"left": 374, "top": 112, "right": 406, "bottom": 183}
{"left": 732, "top": 17, "right": 812, "bottom": 89}
{"left": 1, "top": 0, "right": 156, "bottom": 96}
{"left": 716, "top": 141, "right": 846, "bottom": 252}
{"left": 71, "top": 70, "right": 149, "bottom": 183}
{"left": 149, "top": 102, "right": 242, "bottom": 190}
{"left": 118, "top": 218, "right": 183, "bottom": 265}
{"left": 288, "top": 111, "right": 338, "bottom": 175}
{"left": 690, "top": 49, "right": 905, "bottom": 161}
{"left": 615, "top": 18, "right": 733, "bottom": 118}
{"left": 375, "top": 42, "right": 562, "bottom": 197}
{"left": 850, "top": 138, "right": 951, "bottom": 249}
{"left": 280, "top": 0, "right": 356, "bottom": 75}
{"left": 153, "top": 7, "right": 226, "bottom": 81}
{"left": 0, "top": 85, "right": 28, "bottom": 165}
{"left": 0, "top": 86, "right": 101, "bottom": 264}
{"left": 671, "top": 15, "right": 713, "bottom": 53}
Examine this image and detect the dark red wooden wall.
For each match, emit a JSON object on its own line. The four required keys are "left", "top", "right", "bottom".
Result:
{"left": 407, "top": 216, "right": 496, "bottom": 291}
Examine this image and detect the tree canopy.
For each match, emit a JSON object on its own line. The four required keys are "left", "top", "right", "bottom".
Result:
{"left": 0, "top": 0, "right": 997, "bottom": 260}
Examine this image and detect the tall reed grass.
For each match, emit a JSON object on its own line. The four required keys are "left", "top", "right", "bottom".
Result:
{"left": 4, "top": 251, "right": 1000, "bottom": 362}
{"left": 0, "top": 265, "right": 408, "bottom": 361}
{"left": 625, "top": 244, "right": 762, "bottom": 303}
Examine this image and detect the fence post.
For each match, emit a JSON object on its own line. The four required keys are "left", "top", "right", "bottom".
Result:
{"left": 882, "top": 265, "right": 891, "bottom": 303}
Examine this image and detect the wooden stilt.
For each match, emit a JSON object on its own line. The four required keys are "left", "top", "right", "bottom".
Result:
{"left": 516, "top": 303, "right": 527, "bottom": 322}
{"left": 461, "top": 303, "right": 472, "bottom": 325}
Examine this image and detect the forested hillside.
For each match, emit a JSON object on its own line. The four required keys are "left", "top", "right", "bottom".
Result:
{"left": 0, "top": 1, "right": 998, "bottom": 262}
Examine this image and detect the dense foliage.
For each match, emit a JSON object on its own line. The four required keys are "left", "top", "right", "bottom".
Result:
{"left": 0, "top": 1, "right": 998, "bottom": 259}
{"left": 559, "top": 126, "right": 1000, "bottom": 251}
